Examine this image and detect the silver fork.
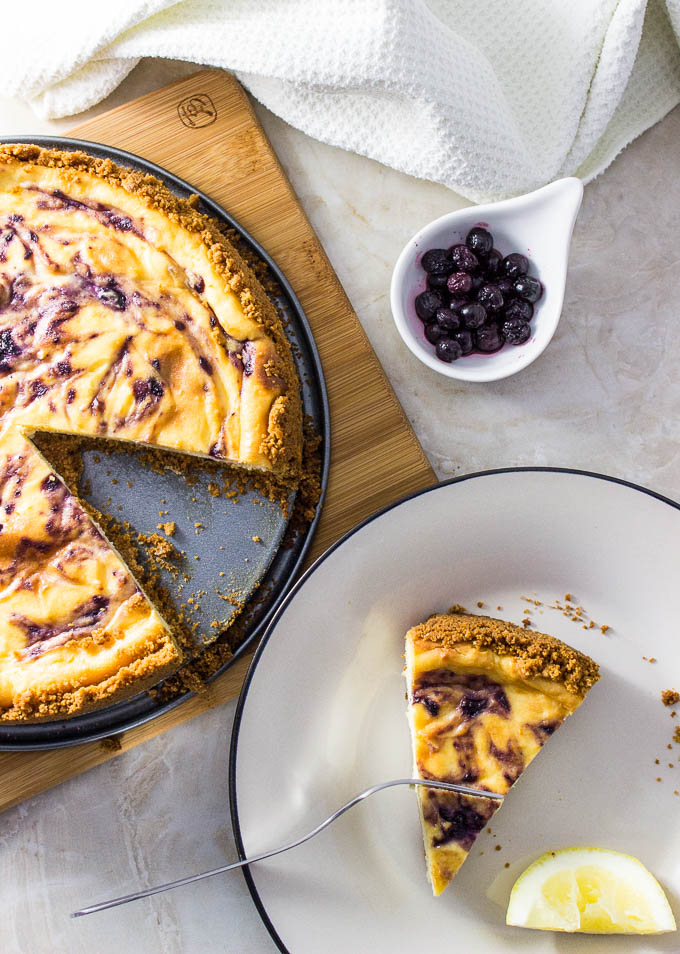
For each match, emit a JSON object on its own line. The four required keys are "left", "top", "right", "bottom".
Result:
{"left": 71, "top": 778, "right": 502, "bottom": 918}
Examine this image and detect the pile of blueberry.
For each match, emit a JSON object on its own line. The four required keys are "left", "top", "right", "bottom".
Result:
{"left": 414, "top": 226, "right": 543, "bottom": 363}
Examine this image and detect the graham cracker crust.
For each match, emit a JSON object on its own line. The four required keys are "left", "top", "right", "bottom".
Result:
{"left": 409, "top": 610, "right": 600, "bottom": 696}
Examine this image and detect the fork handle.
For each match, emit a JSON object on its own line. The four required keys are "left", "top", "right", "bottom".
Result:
{"left": 71, "top": 777, "right": 502, "bottom": 917}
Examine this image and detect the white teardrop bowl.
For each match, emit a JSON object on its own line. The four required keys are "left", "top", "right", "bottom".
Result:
{"left": 390, "top": 177, "right": 584, "bottom": 382}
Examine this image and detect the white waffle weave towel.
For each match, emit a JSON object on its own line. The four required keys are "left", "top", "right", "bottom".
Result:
{"left": 5, "top": 0, "right": 680, "bottom": 201}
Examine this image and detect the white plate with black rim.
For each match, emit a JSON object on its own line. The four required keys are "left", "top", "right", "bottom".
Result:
{"left": 230, "top": 469, "right": 680, "bottom": 953}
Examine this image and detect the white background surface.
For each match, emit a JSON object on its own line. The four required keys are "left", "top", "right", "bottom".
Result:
{"left": 1, "top": 59, "right": 680, "bottom": 954}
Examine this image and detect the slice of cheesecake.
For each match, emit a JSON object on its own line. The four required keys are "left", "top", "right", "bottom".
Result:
{"left": 0, "top": 429, "right": 180, "bottom": 722}
{"left": 404, "top": 610, "right": 600, "bottom": 895}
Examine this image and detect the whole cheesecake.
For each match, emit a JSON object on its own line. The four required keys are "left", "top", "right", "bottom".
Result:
{"left": 0, "top": 144, "right": 303, "bottom": 722}
{"left": 404, "top": 610, "right": 600, "bottom": 895}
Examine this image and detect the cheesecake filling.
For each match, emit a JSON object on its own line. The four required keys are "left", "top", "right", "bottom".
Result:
{"left": 412, "top": 669, "right": 511, "bottom": 720}
{"left": 421, "top": 790, "right": 499, "bottom": 850}
{"left": 0, "top": 207, "right": 258, "bottom": 444}
{"left": 411, "top": 669, "right": 566, "bottom": 789}
{"left": 13, "top": 590, "right": 127, "bottom": 660}
{"left": 410, "top": 668, "right": 573, "bottom": 853}
{"left": 0, "top": 171, "right": 291, "bottom": 469}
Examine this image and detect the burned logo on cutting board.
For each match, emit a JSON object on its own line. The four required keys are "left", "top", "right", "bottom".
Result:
{"left": 177, "top": 94, "right": 218, "bottom": 129}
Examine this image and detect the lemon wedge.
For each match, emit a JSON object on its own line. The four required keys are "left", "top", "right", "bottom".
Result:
{"left": 506, "top": 847, "right": 676, "bottom": 934}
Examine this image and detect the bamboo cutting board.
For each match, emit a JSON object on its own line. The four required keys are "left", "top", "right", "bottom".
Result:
{"left": 0, "top": 69, "right": 435, "bottom": 812}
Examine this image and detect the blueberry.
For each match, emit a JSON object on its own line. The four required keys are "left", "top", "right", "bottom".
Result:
{"left": 0, "top": 329, "right": 19, "bottom": 359}
{"left": 424, "top": 323, "right": 444, "bottom": 345}
{"left": 460, "top": 694, "right": 488, "bottom": 718}
{"left": 514, "top": 274, "right": 543, "bottom": 303}
{"left": 97, "top": 281, "right": 126, "bottom": 311}
{"left": 41, "top": 473, "right": 60, "bottom": 493}
{"left": 496, "top": 277, "right": 514, "bottom": 296}
{"left": 504, "top": 298, "right": 533, "bottom": 322}
{"left": 475, "top": 323, "right": 505, "bottom": 352}
{"left": 447, "top": 271, "right": 473, "bottom": 295}
{"left": 484, "top": 248, "right": 502, "bottom": 278}
{"left": 502, "top": 318, "right": 531, "bottom": 345}
{"left": 470, "top": 273, "right": 483, "bottom": 293}
{"left": 454, "top": 330, "right": 474, "bottom": 354}
{"left": 435, "top": 308, "right": 461, "bottom": 333}
{"left": 436, "top": 338, "right": 463, "bottom": 362}
{"left": 477, "top": 283, "right": 504, "bottom": 313}
{"left": 108, "top": 214, "right": 133, "bottom": 232}
{"left": 415, "top": 290, "right": 443, "bottom": 321}
{"left": 438, "top": 805, "right": 485, "bottom": 839}
{"left": 466, "top": 227, "right": 493, "bottom": 257}
{"left": 450, "top": 244, "right": 479, "bottom": 273}
{"left": 427, "top": 273, "right": 449, "bottom": 290}
{"left": 502, "top": 253, "right": 529, "bottom": 279}
{"left": 459, "top": 301, "right": 487, "bottom": 330}
{"left": 448, "top": 296, "right": 468, "bottom": 313}
{"left": 421, "top": 248, "right": 453, "bottom": 275}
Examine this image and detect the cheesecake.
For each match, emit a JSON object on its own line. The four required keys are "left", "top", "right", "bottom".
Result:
{"left": 0, "top": 144, "right": 301, "bottom": 477}
{"left": 404, "top": 610, "right": 600, "bottom": 895}
{"left": 0, "top": 144, "right": 303, "bottom": 722}
{"left": 0, "top": 429, "right": 179, "bottom": 722}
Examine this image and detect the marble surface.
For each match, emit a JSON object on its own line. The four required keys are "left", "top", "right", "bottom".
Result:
{"left": 1, "top": 60, "right": 680, "bottom": 954}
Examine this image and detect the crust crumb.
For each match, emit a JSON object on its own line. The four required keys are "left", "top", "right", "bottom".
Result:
{"left": 100, "top": 735, "right": 123, "bottom": 752}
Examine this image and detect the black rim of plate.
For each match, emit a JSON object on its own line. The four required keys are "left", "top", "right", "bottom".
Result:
{"left": 0, "top": 136, "right": 330, "bottom": 750}
{"left": 229, "top": 466, "right": 680, "bottom": 954}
